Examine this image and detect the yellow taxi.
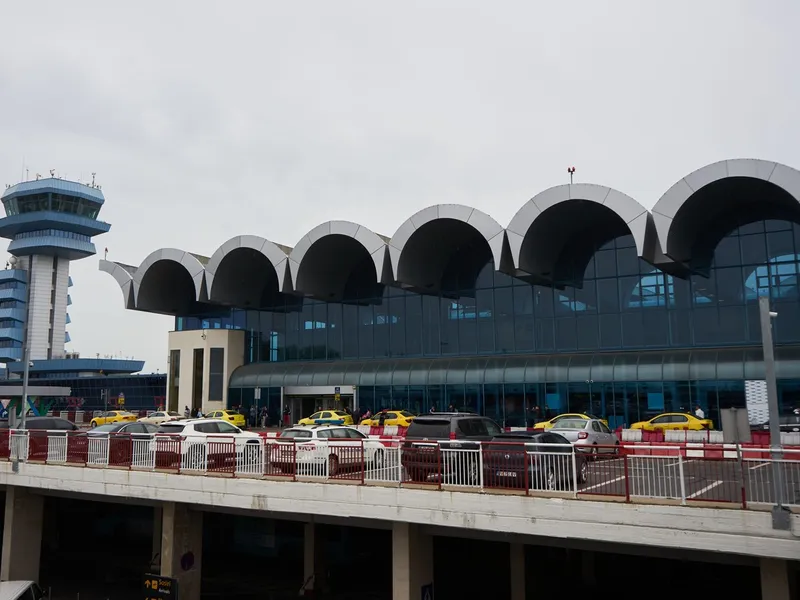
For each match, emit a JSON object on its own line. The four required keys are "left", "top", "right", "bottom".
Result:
{"left": 90, "top": 410, "right": 137, "bottom": 428}
{"left": 360, "top": 410, "right": 416, "bottom": 427}
{"left": 534, "top": 413, "right": 608, "bottom": 430}
{"left": 630, "top": 412, "right": 714, "bottom": 432}
{"left": 205, "top": 409, "right": 247, "bottom": 428}
{"left": 298, "top": 410, "right": 354, "bottom": 426}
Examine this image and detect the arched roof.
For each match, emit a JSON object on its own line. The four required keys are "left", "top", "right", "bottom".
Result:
{"left": 388, "top": 204, "right": 505, "bottom": 289}
{"left": 652, "top": 159, "right": 800, "bottom": 265}
{"left": 506, "top": 184, "right": 651, "bottom": 285}
{"left": 288, "top": 221, "right": 388, "bottom": 300}
{"left": 205, "top": 235, "right": 290, "bottom": 298}
{"left": 132, "top": 248, "right": 207, "bottom": 306}
{"left": 98, "top": 259, "right": 136, "bottom": 309}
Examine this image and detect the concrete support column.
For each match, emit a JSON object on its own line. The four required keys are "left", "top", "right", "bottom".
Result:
{"left": 1, "top": 487, "right": 44, "bottom": 582}
{"left": 303, "top": 523, "right": 315, "bottom": 592}
{"left": 760, "top": 558, "right": 790, "bottom": 600}
{"left": 160, "top": 502, "right": 203, "bottom": 600}
{"left": 392, "top": 522, "right": 433, "bottom": 600}
{"left": 151, "top": 506, "right": 162, "bottom": 571}
{"left": 510, "top": 543, "right": 525, "bottom": 600}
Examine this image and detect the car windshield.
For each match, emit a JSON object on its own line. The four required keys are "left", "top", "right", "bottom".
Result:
{"left": 167, "top": 412, "right": 180, "bottom": 416}
{"left": 281, "top": 430, "right": 312, "bottom": 439}
{"left": 552, "top": 419, "right": 588, "bottom": 430}
{"left": 158, "top": 423, "right": 185, "bottom": 434}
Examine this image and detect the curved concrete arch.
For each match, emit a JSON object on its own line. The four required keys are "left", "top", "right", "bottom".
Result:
{"left": 652, "top": 159, "right": 800, "bottom": 263}
{"left": 98, "top": 259, "right": 136, "bottom": 309}
{"left": 506, "top": 184, "right": 651, "bottom": 274}
{"left": 288, "top": 221, "right": 388, "bottom": 300}
{"left": 205, "top": 235, "right": 290, "bottom": 302}
{"left": 389, "top": 205, "right": 505, "bottom": 289}
{"left": 133, "top": 248, "right": 206, "bottom": 306}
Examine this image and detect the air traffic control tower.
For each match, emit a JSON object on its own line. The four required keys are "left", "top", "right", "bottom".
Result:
{"left": 0, "top": 177, "right": 110, "bottom": 364}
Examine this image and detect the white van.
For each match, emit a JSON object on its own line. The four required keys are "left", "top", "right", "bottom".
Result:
{"left": 0, "top": 581, "right": 45, "bottom": 600}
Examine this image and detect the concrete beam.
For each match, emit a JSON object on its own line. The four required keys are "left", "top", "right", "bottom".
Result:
{"left": 393, "top": 523, "right": 433, "bottom": 600}
{"left": 1, "top": 463, "right": 799, "bottom": 561}
{"left": 760, "top": 558, "right": 790, "bottom": 600}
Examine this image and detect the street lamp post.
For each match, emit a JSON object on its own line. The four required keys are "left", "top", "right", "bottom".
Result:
{"left": 758, "top": 296, "right": 789, "bottom": 530}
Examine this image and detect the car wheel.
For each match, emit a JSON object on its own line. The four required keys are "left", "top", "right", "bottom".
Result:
{"left": 467, "top": 459, "right": 479, "bottom": 485}
{"left": 372, "top": 449, "right": 385, "bottom": 470}
{"left": 187, "top": 446, "right": 207, "bottom": 471}
{"left": 578, "top": 459, "right": 588, "bottom": 484}
{"left": 328, "top": 454, "right": 339, "bottom": 477}
{"left": 546, "top": 468, "right": 556, "bottom": 491}
{"left": 90, "top": 421, "right": 97, "bottom": 428}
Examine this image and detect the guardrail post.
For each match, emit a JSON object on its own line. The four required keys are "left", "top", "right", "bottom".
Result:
{"left": 477, "top": 442, "right": 484, "bottom": 489}
{"left": 738, "top": 444, "right": 747, "bottom": 509}
{"left": 677, "top": 452, "right": 686, "bottom": 505}
{"left": 623, "top": 453, "right": 630, "bottom": 502}
{"left": 570, "top": 449, "right": 578, "bottom": 497}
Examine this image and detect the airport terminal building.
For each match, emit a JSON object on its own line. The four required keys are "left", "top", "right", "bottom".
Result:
{"left": 101, "top": 159, "right": 800, "bottom": 428}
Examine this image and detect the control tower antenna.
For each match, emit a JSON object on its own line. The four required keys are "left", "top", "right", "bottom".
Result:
{"left": 92, "top": 173, "right": 96, "bottom": 187}
{"left": 567, "top": 166, "right": 576, "bottom": 185}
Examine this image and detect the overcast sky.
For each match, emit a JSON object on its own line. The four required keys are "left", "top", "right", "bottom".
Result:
{"left": 1, "top": 1, "right": 799, "bottom": 372}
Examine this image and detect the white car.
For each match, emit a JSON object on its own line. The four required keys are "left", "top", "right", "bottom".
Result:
{"left": 138, "top": 410, "right": 182, "bottom": 425}
{"left": 153, "top": 419, "right": 262, "bottom": 469}
{"left": 271, "top": 425, "right": 386, "bottom": 475}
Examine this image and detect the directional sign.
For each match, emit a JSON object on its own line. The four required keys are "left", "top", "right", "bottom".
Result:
{"left": 143, "top": 574, "right": 178, "bottom": 599}
{"left": 421, "top": 583, "right": 434, "bottom": 600}
{"left": 334, "top": 386, "right": 341, "bottom": 401}
{"left": 118, "top": 392, "right": 126, "bottom": 406}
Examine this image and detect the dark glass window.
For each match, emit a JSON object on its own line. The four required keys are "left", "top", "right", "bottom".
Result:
{"left": 208, "top": 348, "right": 225, "bottom": 401}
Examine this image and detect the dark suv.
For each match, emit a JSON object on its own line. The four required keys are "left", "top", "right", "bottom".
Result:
{"left": 401, "top": 413, "right": 503, "bottom": 483}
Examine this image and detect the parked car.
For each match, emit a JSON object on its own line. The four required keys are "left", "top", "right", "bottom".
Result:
{"left": 86, "top": 422, "right": 158, "bottom": 465}
{"left": 298, "top": 410, "right": 354, "bottom": 426}
{"left": 153, "top": 419, "right": 261, "bottom": 469}
{"left": 90, "top": 410, "right": 137, "bottom": 428}
{"left": 0, "top": 417, "right": 80, "bottom": 461}
{"left": 272, "top": 425, "right": 386, "bottom": 475}
{"left": 87, "top": 422, "right": 158, "bottom": 437}
{"left": 533, "top": 413, "right": 608, "bottom": 430}
{"left": 401, "top": 413, "right": 503, "bottom": 483}
{"left": 360, "top": 410, "right": 416, "bottom": 427}
{"left": 138, "top": 411, "right": 182, "bottom": 425}
{"left": 0, "top": 416, "right": 78, "bottom": 431}
{"left": 483, "top": 431, "right": 588, "bottom": 491}
{"left": 550, "top": 418, "right": 619, "bottom": 456}
{"left": 630, "top": 412, "right": 713, "bottom": 432}
{"left": 205, "top": 409, "right": 247, "bottom": 428}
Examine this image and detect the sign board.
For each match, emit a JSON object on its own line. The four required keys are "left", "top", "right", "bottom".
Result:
{"left": 334, "top": 386, "right": 341, "bottom": 401}
{"left": 421, "top": 583, "right": 434, "bottom": 600}
{"left": 118, "top": 392, "right": 126, "bottom": 406}
{"left": 254, "top": 387, "right": 262, "bottom": 401}
{"left": 143, "top": 574, "right": 178, "bottom": 599}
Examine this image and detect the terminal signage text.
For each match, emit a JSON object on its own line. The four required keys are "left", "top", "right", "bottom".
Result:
{"left": 143, "top": 574, "right": 178, "bottom": 599}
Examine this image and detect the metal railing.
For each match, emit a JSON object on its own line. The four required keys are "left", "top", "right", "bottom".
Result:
{"left": 3, "top": 430, "right": 800, "bottom": 509}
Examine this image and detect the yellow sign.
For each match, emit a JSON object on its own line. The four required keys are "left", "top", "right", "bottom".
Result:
{"left": 142, "top": 573, "right": 177, "bottom": 598}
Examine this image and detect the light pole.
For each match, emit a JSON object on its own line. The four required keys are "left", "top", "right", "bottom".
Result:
{"left": 758, "top": 296, "right": 789, "bottom": 529}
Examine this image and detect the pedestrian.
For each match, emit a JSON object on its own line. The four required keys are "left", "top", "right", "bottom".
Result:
{"left": 378, "top": 411, "right": 387, "bottom": 427}
{"left": 260, "top": 406, "right": 268, "bottom": 428}
{"left": 283, "top": 407, "right": 291, "bottom": 428}
{"left": 429, "top": 405, "right": 435, "bottom": 414}
{"left": 183, "top": 406, "right": 191, "bottom": 418}
{"left": 195, "top": 407, "right": 203, "bottom": 418}
{"left": 694, "top": 405, "right": 705, "bottom": 420}
{"left": 249, "top": 404, "right": 257, "bottom": 428}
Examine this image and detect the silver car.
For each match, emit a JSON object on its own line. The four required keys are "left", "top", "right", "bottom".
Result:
{"left": 550, "top": 418, "right": 619, "bottom": 456}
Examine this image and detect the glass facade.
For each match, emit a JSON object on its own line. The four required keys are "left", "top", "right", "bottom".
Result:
{"left": 2, "top": 192, "right": 101, "bottom": 219}
{"left": 12, "top": 374, "right": 167, "bottom": 412}
{"left": 176, "top": 218, "right": 800, "bottom": 426}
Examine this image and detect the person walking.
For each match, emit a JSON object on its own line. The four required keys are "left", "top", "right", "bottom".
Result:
{"left": 183, "top": 406, "right": 191, "bottom": 419}
{"left": 249, "top": 404, "right": 257, "bottom": 428}
{"left": 260, "top": 406, "right": 268, "bottom": 428}
{"left": 694, "top": 405, "right": 705, "bottom": 420}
